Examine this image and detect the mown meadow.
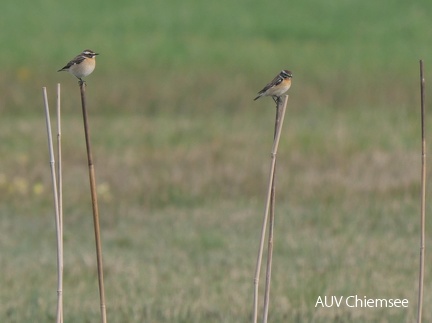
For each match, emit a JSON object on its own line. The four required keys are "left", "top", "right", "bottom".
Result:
{"left": 1, "top": 0, "right": 432, "bottom": 321}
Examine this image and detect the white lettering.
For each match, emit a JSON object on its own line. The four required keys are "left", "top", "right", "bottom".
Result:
{"left": 315, "top": 296, "right": 345, "bottom": 308}
{"left": 356, "top": 295, "right": 364, "bottom": 307}
{"left": 315, "top": 296, "right": 324, "bottom": 307}
{"left": 333, "top": 296, "right": 344, "bottom": 307}
{"left": 343, "top": 295, "right": 409, "bottom": 308}
{"left": 320, "top": 295, "right": 409, "bottom": 308}
{"left": 346, "top": 295, "right": 355, "bottom": 307}
{"left": 375, "top": 299, "right": 387, "bottom": 307}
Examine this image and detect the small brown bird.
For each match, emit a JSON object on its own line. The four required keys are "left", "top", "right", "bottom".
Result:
{"left": 254, "top": 70, "right": 293, "bottom": 103}
{"left": 58, "top": 49, "right": 99, "bottom": 83}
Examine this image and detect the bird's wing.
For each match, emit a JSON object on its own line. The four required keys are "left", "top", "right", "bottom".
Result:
{"left": 257, "top": 74, "right": 283, "bottom": 95}
{"left": 58, "top": 55, "right": 86, "bottom": 71}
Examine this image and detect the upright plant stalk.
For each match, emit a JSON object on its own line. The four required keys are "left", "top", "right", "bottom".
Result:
{"left": 253, "top": 95, "right": 289, "bottom": 323}
{"left": 262, "top": 99, "right": 284, "bottom": 323}
{"left": 42, "top": 87, "right": 63, "bottom": 323}
{"left": 416, "top": 59, "right": 426, "bottom": 323}
{"left": 79, "top": 81, "right": 107, "bottom": 323}
{"left": 57, "top": 83, "right": 63, "bottom": 242}
{"left": 56, "top": 83, "right": 64, "bottom": 323}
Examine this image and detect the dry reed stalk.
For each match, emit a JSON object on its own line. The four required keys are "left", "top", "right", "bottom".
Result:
{"left": 42, "top": 87, "right": 63, "bottom": 323}
{"left": 416, "top": 59, "right": 426, "bottom": 323}
{"left": 253, "top": 95, "right": 289, "bottom": 323}
{"left": 56, "top": 83, "right": 64, "bottom": 323}
{"left": 57, "top": 83, "right": 63, "bottom": 237}
{"left": 78, "top": 81, "right": 107, "bottom": 323}
{"left": 262, "top": 98, "right": 284, "bottom": 323}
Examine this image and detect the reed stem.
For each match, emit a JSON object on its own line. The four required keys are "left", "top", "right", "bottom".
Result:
{"left": 42, "top": 87, "right": 63, "bottom": 323}
{"left": 253, "top": 95, "right": 289, "bottom": 323}
{"left": 416, "top": 59, "right": 426, "bottom": 323}
{"left": 79, "top": 81, "right": 107, "bottom": 323}
{"left": 262, "top": 98, "right": 284, "bottom": 323}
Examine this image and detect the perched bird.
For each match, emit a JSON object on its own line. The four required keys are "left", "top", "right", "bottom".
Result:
{"left": 58, "top": 49, "right": 99, "bottom": 83}
{"left": 254, "top": 70, "right": 293, "bottom": 103}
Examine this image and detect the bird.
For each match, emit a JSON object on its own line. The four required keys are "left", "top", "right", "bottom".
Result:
{"left": 254, "top": 70, "right": 293, "bottom": 103}
{"left": 58, "top": 49, "right": 99, "bottom": 83}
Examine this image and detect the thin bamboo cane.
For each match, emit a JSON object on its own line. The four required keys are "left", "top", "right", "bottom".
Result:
{"left": 253, "top": 95, "right": 289, "bottom": 323}
{"left": 79, "top": 81, "right": 107, "bottom": 323}
{"left": 262, "top": 98, "right": 284, "bottom": 323}
{"left": 56, "top": 83, "right": 64, "bottom": 323}
{"left": 416, "top": 59, "right": 426, "bottom": 323}
{"left": 42, "top": 87, "right": 63, "bottom": 323}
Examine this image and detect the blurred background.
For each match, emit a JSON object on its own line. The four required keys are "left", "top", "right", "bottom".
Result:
{"left": 1, "top": 0, "right": 432, "bottom": 321}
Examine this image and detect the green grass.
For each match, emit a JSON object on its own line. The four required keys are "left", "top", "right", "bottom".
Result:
{"left": 1, "top": 0, "right": 432, "bottom": 321}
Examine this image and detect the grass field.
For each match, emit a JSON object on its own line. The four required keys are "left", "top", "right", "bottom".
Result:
{"left": 1, "top": 0, "right": 432, "bottom": 322}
